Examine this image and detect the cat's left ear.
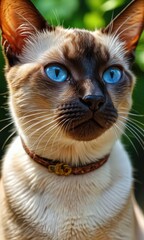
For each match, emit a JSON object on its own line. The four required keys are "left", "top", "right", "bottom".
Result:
{"left": 0, "top": 0, "right": 53, "bottom": 65}
{"left": 103, "top": 0, "right": 144, "bottom": 55}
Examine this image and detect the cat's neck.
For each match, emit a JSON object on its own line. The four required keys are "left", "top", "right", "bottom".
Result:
{"left": 21, "top": 132, "right": 116, "bottom": 167}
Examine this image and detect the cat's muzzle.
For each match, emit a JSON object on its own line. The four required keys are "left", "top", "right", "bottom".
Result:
{"left": 57, "top": 99, "right": 118, "bottom": 141}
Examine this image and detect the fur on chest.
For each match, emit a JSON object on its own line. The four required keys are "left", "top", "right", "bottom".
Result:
{"left": 2, "top": 185, "right": 134, "bottom": 240}
{"left": 1, "top": 140, "right": 134, "bottom": 240}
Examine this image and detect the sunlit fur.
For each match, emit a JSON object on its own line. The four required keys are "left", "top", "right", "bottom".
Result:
{"left": 0, "top": 0, "right": 144, "bottom": 239}
{"left": 4, "top": 29, "right": 135, "bottom": 164}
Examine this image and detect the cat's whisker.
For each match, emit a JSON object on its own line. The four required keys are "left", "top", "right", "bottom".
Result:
{"left": 19, "top": 111, "right": 52, "bottom": 119}
{"left": 43, "top": 118, "right": 72, "bottom": 157}
{"left": 128, "top": 118, "right": 144, "bottom": 128}
{"left": 119, "top": 115, "right": 144, "bottom": 130}
{"left": 42, "top": 123, "right": 63, "bottom": 155}
{"left": 0, "top": 121, "right": 14, "bottom": 133}
{"left": 111, "top": 124, "right": 120, "bottom": 140}
{"left": 21, "top": 113, "right": 57, "bottom": 127}
{"left": 32, "top": 118, "right": 60, "bottom": 144}
{"left": 19, "top": 109, "right": 56, "bottom": 119}
{"left": 118, "top": 119, "right": 144, "bottom": 149}
{"left": 0, "top": 91, "right": 9, "bottom": 96}
{"left": 52, "top": 10, "right": 61, "bottom": 26}
{"left": 50, "top": 118, "right": 71, "bottom": 153}
{"left": 114, "top": 122, "right": 138, "bottom": 155}
{"left": 33, "top": 121, "right": 60, "bottom": 152}
{"left": 119, "top": 112, "right": 144, "bottom": 117}
{"left": 118, "top": 119, "right": 144, "bottom": 150}
{"left": 2, "top": 129, "right": 16, "bottom": 149}
{"left": 16, "top": 97, "right": 34, "bottom": 103}
{"left": 23, "top": 115, "right": 59, "bottom": 134}
{"left": 0, "top": 117, "right": 13, "bottom": 122}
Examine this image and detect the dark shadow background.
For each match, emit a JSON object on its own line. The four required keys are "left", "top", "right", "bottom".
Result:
{"left": 0, "top": 0, "right": 144, "bottom": 210}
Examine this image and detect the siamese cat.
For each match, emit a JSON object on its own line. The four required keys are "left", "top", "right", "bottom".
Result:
{"left": 0, "top": 0, "right": 144, "bottom": 239}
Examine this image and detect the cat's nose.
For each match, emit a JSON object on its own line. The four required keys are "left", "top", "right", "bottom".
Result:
{"left": 81, "top": 95, "right": 105, "bottom": 111}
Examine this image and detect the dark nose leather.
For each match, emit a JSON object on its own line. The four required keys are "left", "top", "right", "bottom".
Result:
{"left": 81, "top": 95, "right": 105, "bottom": 111}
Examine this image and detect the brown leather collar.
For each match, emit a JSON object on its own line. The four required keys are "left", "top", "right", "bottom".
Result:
{"left": 22, "top": 140, "right": 110, "bottom": 176}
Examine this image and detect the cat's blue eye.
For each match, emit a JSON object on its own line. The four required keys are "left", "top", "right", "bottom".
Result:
{"left": 103, "top": 67, "right": 122, "bottom": 84}
{"left": 45, "top": 65, "right": 68, "bottom": 82}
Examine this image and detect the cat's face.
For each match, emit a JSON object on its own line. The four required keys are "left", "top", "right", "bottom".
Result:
{"left": 7, "top": 28, "right": 134, "bottom": 144}
{"left": 0, "top": 0, "right": 143, "bottom": 160}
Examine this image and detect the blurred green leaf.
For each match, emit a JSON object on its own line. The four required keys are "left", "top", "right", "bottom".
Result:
{"left": 32, "top": 0, "right": 79, "bottom": 25}
{"left": 102, "top": 0, "right": 125, "bottom": 11}
{"left": 84, "top": 12, "right": 105, "bottom": 29}
{"left": 85, "top": 0, "right": 104, "bottom": 10}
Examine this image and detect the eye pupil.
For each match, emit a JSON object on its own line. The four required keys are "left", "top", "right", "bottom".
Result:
{"left": 110, "top": 70, "right": 114, "bottom": 79}
{"left": 55, "top": 69, "right": 60, "bottom": 78}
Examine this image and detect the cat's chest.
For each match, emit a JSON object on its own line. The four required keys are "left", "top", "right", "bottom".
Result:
{"left": 19, "top": 184, "right": 134, "bottom": 240}
{"left": 23, "top": 204, "right": 134, "bottom": 240}
{"left": 29, "top": 206, "right": 135, "bottom": 240}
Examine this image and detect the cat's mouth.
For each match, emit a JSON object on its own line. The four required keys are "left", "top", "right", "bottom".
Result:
{"left": 57, "top": 104, "right": 118, "bottom": 141}
{"left": 68, "top": 119, "right": 103, "bottom": 141}
{"left": 67, "top": 118, "right": 113, "bottom": 141}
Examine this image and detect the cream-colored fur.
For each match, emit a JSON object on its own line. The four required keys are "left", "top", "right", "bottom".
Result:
{"left": 0, "top": 137, "right": 141, "bottom": 240}
{"left": 0, "top": 5, "right": 144, "bottom": 238}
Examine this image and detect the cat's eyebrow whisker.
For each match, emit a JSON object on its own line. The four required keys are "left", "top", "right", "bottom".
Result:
{"left": 52, "top": 9, "right": 61, "bottom": 26}
{"left": 114, "top": 122, "right": 138, "bottom": 155}
{"left": 107, "top": 10, "right": 115, "bottom": 36}
{"left": 109, "top": 12, "right": 136, "bottom": 42}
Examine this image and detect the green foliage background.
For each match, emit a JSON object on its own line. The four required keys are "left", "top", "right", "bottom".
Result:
{"left": 0, "top": 0, "right": 144, "bottom": 207}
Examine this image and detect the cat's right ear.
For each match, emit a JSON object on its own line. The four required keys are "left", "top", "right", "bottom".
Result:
{"left": 0, "top": 0, "right": 53, "bottom": 66}
{"left": 103, "top": 0, "right": 144, "bottom": 59}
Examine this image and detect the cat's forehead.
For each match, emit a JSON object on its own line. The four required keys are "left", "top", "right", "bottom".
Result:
{"left": 20, "top": 27, "right": 127, "bottom": 67}
{"left": 61, "top": 29, "right": 109, "bottom": 63}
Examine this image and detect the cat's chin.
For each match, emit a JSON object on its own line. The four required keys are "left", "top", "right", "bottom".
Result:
{"left": 66, "top": 119, "right": 109, "bottom": 141}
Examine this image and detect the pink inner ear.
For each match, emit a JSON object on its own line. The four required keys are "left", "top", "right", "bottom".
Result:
{"left": 2, "top": 26, "right": 29, "bottom": 55}
{"left": 0, "top": 0, "right": 50, "bottom": 55}
{"left": 103, "top": 0, "right": 144, "bottom": 53}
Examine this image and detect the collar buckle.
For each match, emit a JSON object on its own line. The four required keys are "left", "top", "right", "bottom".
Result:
{"left": 48, "top": 163, "right": 72, "bottom": 176}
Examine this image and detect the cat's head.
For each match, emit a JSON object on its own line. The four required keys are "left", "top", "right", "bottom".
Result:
{"left": 0, "top": 0, "right": 143, "bottom": 161}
